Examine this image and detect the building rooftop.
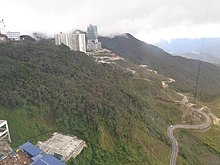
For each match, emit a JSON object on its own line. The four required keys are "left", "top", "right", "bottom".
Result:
{"left": 37, "top": 132, "right": 86, "bottom": 161}
{"left": 1, "top": 141, "right": 66, "bottom": 165}
{"left": 19, "top": 142, "right": 43, "bottom": 157}
{"left": 31, "top": 155, "right": 65, "bottom": 165}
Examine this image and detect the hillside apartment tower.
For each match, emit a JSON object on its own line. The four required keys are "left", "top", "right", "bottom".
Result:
{"left": 86, "top": 24, "right": 101, "bottom": 51}
{"left": 55, "top": 31, "right": 86, "bottom": 53}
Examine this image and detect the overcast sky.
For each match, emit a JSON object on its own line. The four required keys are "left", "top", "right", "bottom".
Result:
{"left": 1, "top": 0, "right": 220, "bottom": 43}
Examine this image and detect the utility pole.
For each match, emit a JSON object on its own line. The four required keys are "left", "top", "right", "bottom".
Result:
{"left": 194, "top": 61, "right": 201, "bottom": 104}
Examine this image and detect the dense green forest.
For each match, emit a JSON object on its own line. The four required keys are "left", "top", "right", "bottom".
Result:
{"left": 100, "top": 34, "right": 220, "bottom": 101}
{"left": 0, "top": 41, "right": 219, "bottom": 164}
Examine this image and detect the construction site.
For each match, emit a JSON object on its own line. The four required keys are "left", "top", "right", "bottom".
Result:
{"left": 37, "top": 132, "right": 86, "bottom": 161}
{"left": 0, "top": 121, "right": 86, "bottom": 165}
{"left": 87, "top": 48, "right": 124, "bottom": 64}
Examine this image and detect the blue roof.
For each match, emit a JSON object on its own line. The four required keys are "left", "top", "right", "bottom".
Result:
{"left": 31, "top": 159, "right": 47, "bottom": 165}
{"left": 31, "top": 153, "right": 44, "bottom": 162}
{"left": 19, "top": 142, "right": 43, "bottom": 157}
{"left": 31, "top": 155, "right": 66, "bottom": 165}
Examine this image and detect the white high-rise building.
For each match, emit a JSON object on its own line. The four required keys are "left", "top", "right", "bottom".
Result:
{"left": 78, "top": 33, "right": 86, "bottom": 53}
{"left": 55, "top": 32, "right": 68, "bottom": 46}
{"left": 66, "top": 33, "right": 76, "bottom": 50}
{"left": 55, "top": 31, "right": 86, "bottom": 53}
{"left": 87, "top": 24, "right": 98, "bottom": 42}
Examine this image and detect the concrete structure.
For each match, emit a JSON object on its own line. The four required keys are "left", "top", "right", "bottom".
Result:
{"left": 87, "top": 48, "right": 124, "bottom": 64}
{"left": 87, "top": 41, "right": 101, "bottom": 51}
{"left": 0, "top": 141, "right": 13, "bottom": 158}
{"left": 55, "top": 31, "right": 86, "bottom": 53}
{"left": 0, "top": 33, "right": 7, "bottom": 42}
{"left": 6, "top": 32, "right": 20, "bottom": 41}
{"left": 86, "top": 24, "right": 102, "bottom": 51}
{"left": 0, "top": 120, "right": 11, "bottom": 143}
{"left": 37, "top": 132, "right": 86, "bottom": 161}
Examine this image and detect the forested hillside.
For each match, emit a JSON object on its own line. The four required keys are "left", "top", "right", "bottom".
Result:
{"left": 0, "top": 41, "right": 219, "bottom": 165}
{"left": 0, "top": 41, "right": 182, "bottom": 165}
{"left": 99, "top": 34, "right": 220, "bottom": 101}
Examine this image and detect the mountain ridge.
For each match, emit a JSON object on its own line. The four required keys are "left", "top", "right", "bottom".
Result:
{"left": 99, "top": 34, "right": 220, "bottom": 101}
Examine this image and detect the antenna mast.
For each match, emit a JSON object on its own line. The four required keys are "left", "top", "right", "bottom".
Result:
{"left": 0, "top": 18, "right": 6, "bottom": 34}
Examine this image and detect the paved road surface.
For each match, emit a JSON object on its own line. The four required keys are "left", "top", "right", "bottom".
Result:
{"left": 167, "top": 95, "right": 211, "bottom": 165}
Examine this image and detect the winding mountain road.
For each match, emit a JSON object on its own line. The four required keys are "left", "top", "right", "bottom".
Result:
{"left": 167, "top": 94, "right": 212, "bottom": 165}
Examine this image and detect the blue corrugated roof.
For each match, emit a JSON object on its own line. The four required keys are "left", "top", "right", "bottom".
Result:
{"left": 41, "top": 155, "right": 66, "bottom": 165}
{"left": 31, "top": 155, "right": 66, "bottom": 165}
{"left": 31, "top": 159, "right": 48, "bottom": 165}
{"left": 31, "top": 153, "right": 44, "bottom": 162}
{"left": 19, "top": 142, "right": 43, "bottom": 157}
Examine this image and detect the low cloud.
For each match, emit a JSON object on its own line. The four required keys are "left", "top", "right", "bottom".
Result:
{"left": 2, "top": 0, "right": 220, "bottom": 43}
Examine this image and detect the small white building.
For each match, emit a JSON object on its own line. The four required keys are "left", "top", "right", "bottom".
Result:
{"left": 0, "top": 120, "right": 11, "bottom": 143}
{"left": 6, "top": 32, "right": 20, "bottom": 41}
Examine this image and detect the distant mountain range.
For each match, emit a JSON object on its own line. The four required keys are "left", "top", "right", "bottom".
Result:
{"left": 172, "top": 52, "right": 220, "bottom": 65}
{"left": 99, "top": 34, "right": 220, "bottom": 100}
{"left": 155, "top": 38, "right": 220, "bottom": 64}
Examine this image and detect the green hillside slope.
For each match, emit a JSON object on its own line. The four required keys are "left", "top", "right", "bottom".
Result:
{"left": 0, "top": 41, "right": 179, "bottom": 164}
{"left": 0, "top": 41, "right": 219, "bottom": 165}
{"left": 99, "top": 34, "right": 220, "bottom": 101}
